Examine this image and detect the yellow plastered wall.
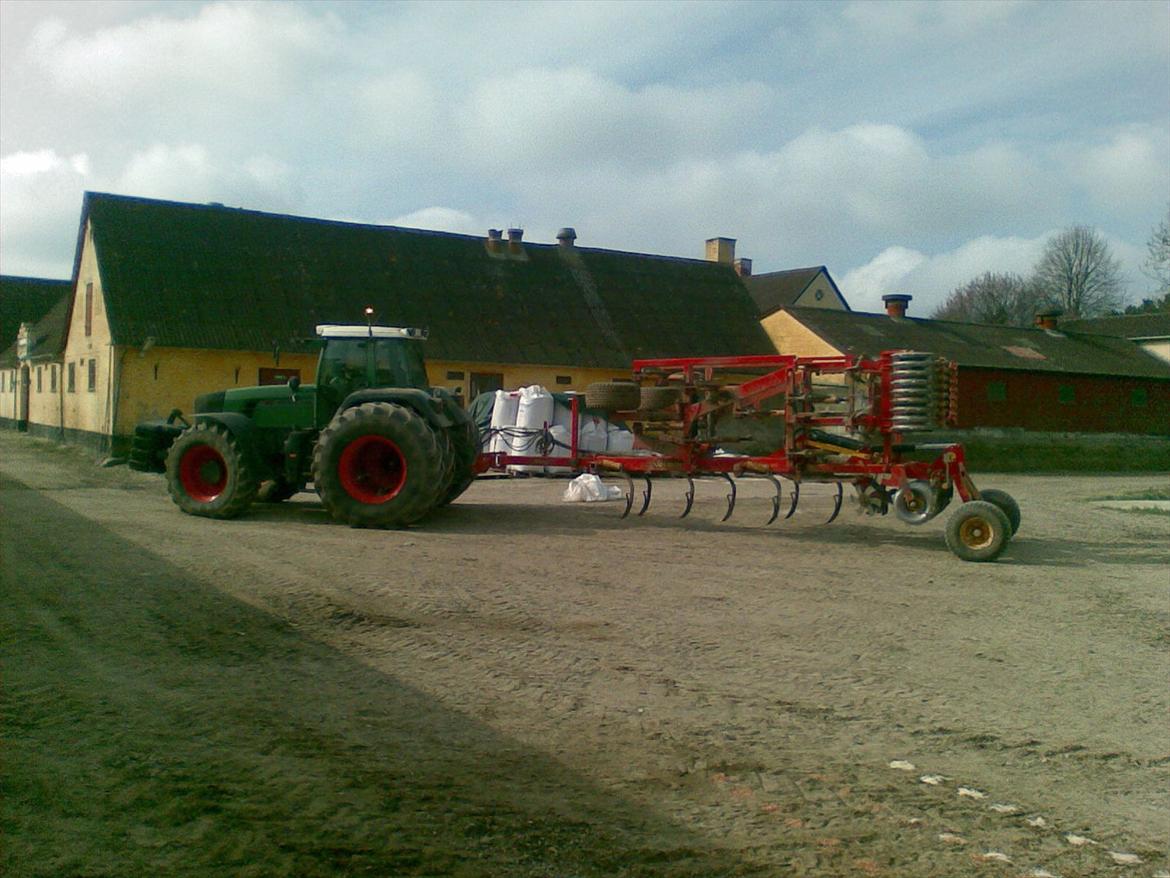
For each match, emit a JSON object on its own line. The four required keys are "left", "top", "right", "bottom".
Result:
{"left": 28, "top": 363, "right": 63, "bottom": 428}
{"left": 0, "top": 367, "right": 16, "bottom": 419}
{"left": 1139, "top": 339, "right": 1170, "bottom": 364}
{"left": 116, "top": 349, "right": 318, "bottom": 434}
{"left": 425, "top": 360, "right": 630, "bottom": 400}
{"left": 760, "top": 311, "right": 844, "bottom": 358}
{"left": 62, "top": 221, "right": 114, "bottom": 435}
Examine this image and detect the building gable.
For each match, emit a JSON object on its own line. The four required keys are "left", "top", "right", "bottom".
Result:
{"left": 744, "top": 266, "right": 849, "bottom": 318}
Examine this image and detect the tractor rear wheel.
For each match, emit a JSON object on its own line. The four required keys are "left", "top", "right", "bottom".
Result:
{"left": 944, "top": 500, "right": 1011, "bottom": 562}
{"left": 313, "top": 402, "right": 445, "bottom": 527}
{"left": 438, "top": 419, "right": 479, "bottom": 506}
{"left": 165, "top": 423, "right": 258, "bottom": 518}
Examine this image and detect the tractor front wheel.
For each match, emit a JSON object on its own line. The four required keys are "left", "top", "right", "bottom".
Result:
{"left": 165, "top": 423, "right": 258, "bottom": 518}
{"left": 313, "top": 402, "right": 446, "bottom": 527}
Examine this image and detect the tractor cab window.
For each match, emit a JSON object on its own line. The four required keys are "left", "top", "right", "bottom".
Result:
{"left": 373, "top": 339, "right": 428, "bottom": 389}
{"left": 319, "top": 337, "right": 429, "bottom": 396}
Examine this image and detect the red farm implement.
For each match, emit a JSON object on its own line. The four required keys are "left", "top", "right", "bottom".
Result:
{"left": 477, "top": 350, "right": 1020, "bottom": 562}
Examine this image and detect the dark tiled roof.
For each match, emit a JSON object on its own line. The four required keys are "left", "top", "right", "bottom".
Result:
{"left": 0, "top": 275, "right": 72, "bottom": 368}
{"left": 79, "top": 193, "right": 774, "bottom": 367}
{"left": 0, "top": 275, "right": 72, "bottom": 348}
{"left": 785, "top": 307, "right": 1170, "bottom": 380}
{"left": 744, "top": 266, "right": 847, "bottom": 316}
{"left": 1061, "top": 313, "right": 1170, "bottom": 339}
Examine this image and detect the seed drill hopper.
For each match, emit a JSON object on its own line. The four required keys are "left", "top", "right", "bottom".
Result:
{"left": 478, "top": 350, "right": 1020, "bottom": 562}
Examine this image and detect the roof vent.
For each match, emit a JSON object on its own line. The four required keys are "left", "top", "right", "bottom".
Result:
{"left": 507, "top": 227, "right": 524, "bottom": 255}
{"left": 557, "top": 227, "right": 577, "bottom": 248}
{"left": 882, "top": 294, "right": 912, "bottom": 319}
{"left": 1033, "top": 309, "right": 1062, "bottom": 331}
{"left": 486, "top": 228, "right": 504, "bottom": 255}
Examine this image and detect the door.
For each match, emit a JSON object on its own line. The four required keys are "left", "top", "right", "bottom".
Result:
{"left": 468, "top": 371, "right": 504, "bottom": 401}
{"left": 17, "top": 365, "right": 30, "bottom": 431}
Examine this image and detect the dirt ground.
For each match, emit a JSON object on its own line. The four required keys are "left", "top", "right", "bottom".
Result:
{"left": 2, "top": 431, "right": 1167, "bottom": 877}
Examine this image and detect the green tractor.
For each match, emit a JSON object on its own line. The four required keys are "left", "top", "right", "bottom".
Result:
{"left": 129, "top": 323, "right": 478, "bottom": 527}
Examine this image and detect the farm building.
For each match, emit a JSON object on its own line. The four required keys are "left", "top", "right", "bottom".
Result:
{"left": 1061, "top": 312, "right": 1170, "bottom": 365}
{"left": 0, "top": 276, "right": 72, "bottom": 430}
{"left": 766, "top": 295, "right": 1170, "bottom": 435}
{"left": 2, "top": 192, "right": 774, "bottom": 453}
{"left": 743, "top": 265, "right": 850, "bottom": 316}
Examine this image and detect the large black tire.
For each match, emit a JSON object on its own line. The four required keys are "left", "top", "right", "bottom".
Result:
{"left": 585, "top": 381, "right": 640, "bottom": 412}
{"left": 437, "top": 419, "right": 479, "bottom": 506}
{"left": 165, "top": 423, "right": 258, "bottom": 518}
{"left": 978, "top": 488, "right": 1020, "bottom": 537}
{"left": 944, "top": 500, "right": 1011, "bottom": 562}
{"left": 312, "top": 402, "right": 445, "bottom": 528}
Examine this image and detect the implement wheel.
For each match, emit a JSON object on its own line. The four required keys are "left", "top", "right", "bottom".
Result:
{"left": 944, "top": 500, "right": 1011, "bottom": 562}
{"left": 978, "top": 488, "right": 1021, "bottom": 537}
{"left": 313, "top": 402, "right": 445, "bottom": 528}
{"left": 892, "top": 480, "right": 940, "bottom": 525}
{"left": 165, "top": 423, "right": 258, "bottom": 518}
{"left": 585, "top": 381, "right": 640, "bottom": 411}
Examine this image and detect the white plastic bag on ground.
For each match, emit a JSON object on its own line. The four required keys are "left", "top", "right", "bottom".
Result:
{"left": 562, "top": 473, "right": 623, "bottom": 502}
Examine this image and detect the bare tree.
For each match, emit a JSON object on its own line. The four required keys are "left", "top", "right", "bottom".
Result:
{"left": 931, "top": 272, "right": 1043, "bottom": 326}
{"left": 1033, "top": 225, "right": 1124, "bottom": 318}
{"left": 1142, "top": 205, "right": 1170, "bottom": 297}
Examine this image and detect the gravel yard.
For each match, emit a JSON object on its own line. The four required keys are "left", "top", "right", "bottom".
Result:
{"left": 2, "top": 432, "right": 1168, "bottom": 877}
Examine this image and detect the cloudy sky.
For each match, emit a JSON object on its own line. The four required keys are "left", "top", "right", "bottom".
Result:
{"left": 2, "top": 0, "right": 1168, "bottom": 314}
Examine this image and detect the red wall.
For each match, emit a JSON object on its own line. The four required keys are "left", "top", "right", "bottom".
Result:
{"left": 958, "top": 367, "right": 1170, "bottom": 434}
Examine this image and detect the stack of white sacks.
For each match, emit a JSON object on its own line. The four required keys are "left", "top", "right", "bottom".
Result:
{"left": 483, "top": 386, "right": 637, "bottom": 475}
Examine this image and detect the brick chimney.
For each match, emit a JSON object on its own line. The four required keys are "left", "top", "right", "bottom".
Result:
{"left": 507, "top": 227, "right": 524, "bottom": 255}
{"left": 556, "top": 227, "right": 577, "bottom": 248}
{"left": 734, "top": 257, "right": 752, "bottom": 277}
{"left": 705, "top": 237, "right": 736, "bottom": 265}
{"left": 486, "top": 228, "right": 503, "bottom": 255}
{"left": 882, "top": 294, "right": 912, "bottom": 319}
{"left": 1033, "top": 309, "right": 1062, "bottom": 330}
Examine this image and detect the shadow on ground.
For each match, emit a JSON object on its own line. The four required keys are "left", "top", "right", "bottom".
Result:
{"left": 0, "top": 476, "right": 769, "bottom": 878}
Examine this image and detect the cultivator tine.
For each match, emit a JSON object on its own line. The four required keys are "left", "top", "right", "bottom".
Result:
{"left": 638, "top": 476, "right": 653, "bottom": 516}
{"left": 825, "top": 482, "right": 844, "bottom": 525}
{"left": 720, "top": 473, "right": 737, "bottom": 522}
{"left": 680, "top": 475, "right": 695, "bottom": 518}
{"left": 786, "top": 481, "right": 800, "bottom": 519}
{"left": 762, "top": 474, "right": 782, "bottom": 525}
{"left": 618, "top": 471, "right": 635, "bottom": 519}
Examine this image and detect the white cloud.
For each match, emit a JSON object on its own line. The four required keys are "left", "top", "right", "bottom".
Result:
{"left": 1078, "top": 127, "right": 1170, "bottom": 216}
{"left": 841, "top": 234, "right": 1051, "bottom": 315}
{"left": 112, "top": 143, "right": 300, "bottom": 209}
{"left": 0, "top": 148, "right": 91, "bottom": 276}
{"left": 386, "top": 207, "right": 482, "bottom": 236}
{"left": 28, "top": 2, "right": 340, "bottom": 102}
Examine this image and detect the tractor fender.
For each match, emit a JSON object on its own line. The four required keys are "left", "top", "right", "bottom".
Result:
{"left": 338, "top": 389, "right": 455, "bottom": 430}
{"left": 431, "top": 386, "right": 473, "bottom": 427}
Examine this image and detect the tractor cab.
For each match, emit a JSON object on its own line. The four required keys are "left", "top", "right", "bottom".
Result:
{"left": 314, "top": 324, "right": 430, "bottom": 424}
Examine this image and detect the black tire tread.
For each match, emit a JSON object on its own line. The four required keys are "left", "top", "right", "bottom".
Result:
{"left": 586, "top": 381, "right": 640, "bottom": 411}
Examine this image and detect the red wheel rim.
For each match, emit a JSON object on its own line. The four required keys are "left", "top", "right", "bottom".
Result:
{"left": 338, "top": 434, "right": 406, "bottom": 504}
{"left": 179, "top": 444, "right": 227, "bottom": 502}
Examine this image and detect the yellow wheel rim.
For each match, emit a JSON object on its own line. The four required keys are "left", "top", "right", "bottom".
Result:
{"left": 959, "top": 516, "right": 995, "bottom": 549}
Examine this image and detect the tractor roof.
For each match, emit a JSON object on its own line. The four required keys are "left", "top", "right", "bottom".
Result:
{"left": 316, "top": 324, "right": 428, "bottom": 340}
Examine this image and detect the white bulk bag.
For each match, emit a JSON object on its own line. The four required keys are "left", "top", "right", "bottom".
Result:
{"left": 489, "top": 390, "right": 520, "bottom": 454}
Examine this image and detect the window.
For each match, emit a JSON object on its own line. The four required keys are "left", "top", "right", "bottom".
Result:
{"left": 87, "top": 359, "right": 97, "bottom": 392}
{"left": 36, "top": 367, "right": 42, "bottom": 393}
{"left": 986, "top": 381, "right": 1006, "bottom": 402}
{"left": 50, "top": 365, "right": 57, "bottom": 392}
{"left": 85, "top": 282, "right": 94, "bottom": 337}
{"left": 446, "top": 370, "right": 465, "bottom": 380}
{"left": 469, "top": 372, "right": 504, "bottom": 399}
{"left": 258, "top": 367, "right": 300, "bottom": 386}
{"left": 555, "top": 375, "right": 573, "bottom": 385}
{"left": 1131, "top": 388, "right": 1148, "bottom": 407}
{"left": 1058, "top": 385, "right": 1075, "bottom": 405}
{"left": 67, "top": 363, "right": 76, "bottom": 393}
